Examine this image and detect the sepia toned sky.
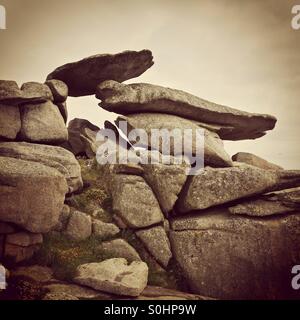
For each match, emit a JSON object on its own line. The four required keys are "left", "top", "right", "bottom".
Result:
{"left": 0, "top": 0, "right": 299, "bottom": 168}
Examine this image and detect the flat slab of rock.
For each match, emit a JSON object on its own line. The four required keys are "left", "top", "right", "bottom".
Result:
{"left": 20, "top": 101, "right": 68, "bottom": 144}
{"left": 229, "top": 188, "right": 300, "bottom": 217}
{"left": 232, "top": 152, "right": 283, "bottom": 170}
{"left": 0, "top": 157, "right": 68, "bottom": 233}
{"left": 116, "top": 113, "right": 233, "bottom": 167}
{"left": 47, "top": 50, "right": 154, "bottom": 97}
{"left": 177, "top": 164, "right": 300, "bottom": 213}
{"left": 0, "top": 142, "right": 83, "bottom": 193}
{"left": 0, "top": 80, "right": 51, "bottom": 105}
{"left": 97, "top": 81, "right": 276, "bottom": 137}
{"left": 11, "top": 265, "right": 54, "bottom": 283}
{"left": 73, "top": 258, "right": 148, "bottom": 297}
{"left": 136, "top": 226, "right": 172, "bottom": 268}
{"left": 96, "top": 239, "right": 141, "bottom": 262}
{"left": 0, "top": 104, "right": 21, "bottom": 140}
{"left": 169, "top": 210, "right": 300, "bottom": 299}
{"left": 110, "top": 174, "right": 164, "bottom": 228}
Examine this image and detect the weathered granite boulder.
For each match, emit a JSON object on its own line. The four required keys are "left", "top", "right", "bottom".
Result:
{"left": 20, "top": 101, "right": 68, "bottom": 144}
{"left": 142, "top": 160, "right": 188, "bottom": 214}
{"left": 96, "top": 239, "right": 141, "bottom": 262}
{"left": 136, "top": 226, "right": 172, "bottom": 268}
{"left": 229, "top": 188, "right": 300, "bottom": 217}
{"left": 21, "top": 82, "right": 53, "bottom": 102}
{"left": 0, "top": 142, "right": 83, "bottom": 193}
{"left": 109, "top": 174, "right": 164, "bottom": 228}
{"left": 232, "top": 152, "right": 283, "bottom": 170}
{"left": 0, "top": 104, "right": 21, "bottom": 140}
{"left": 177, "top": 164, "right": 300, "bottom": 213}
{"left": 0, "top": 80, "right": 50, "bottom": 105}
{"left": 64, "top": 211, "right": 92, "bottom": 241}
{"left": 47, "top": 50, "right": 154, "bottom": 96}
{"left": 45, "top": 79, "right": 68, "bottom": 103}
{"left": 67, "top": 118, "right": 100, "bottom": 156}
{"left": 92, "top": 219, "right": 120, "bottom": 239}
{"left": 116, "top": 113, "right": 233, "bottom": 167}
{"left": 97, "top": 81, "right": 276, "bottom": 138}
{"left": 0, "top": 157, "right": 68, "bottom": 233}
{"left": 73, "top": 258, "right": 148, "bottom": 296}
{"left": 169, "top": 210, "right": 300, "bottom": 299}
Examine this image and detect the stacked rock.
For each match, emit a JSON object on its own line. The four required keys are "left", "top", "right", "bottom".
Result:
{"left": 45, "top": 49, "right": 300, "bottom": 299}
{"left": 0, "top": 79, "right": 83, "bottom": 263}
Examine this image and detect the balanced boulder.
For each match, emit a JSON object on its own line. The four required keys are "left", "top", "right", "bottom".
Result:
{"left": 47, "top": 50, "right": 154, "bottom": 96}
{"left": 97, "top": 81, "right": 276, "bottom": 139}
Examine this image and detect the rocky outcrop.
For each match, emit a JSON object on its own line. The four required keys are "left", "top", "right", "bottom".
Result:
{"left": 232, "top": 152, "right": 283, "bottom": 170}
{"left": 97, "top": 81, "right": 276, "bottom": 139}
{"left": 229, "top": 188, "right": 300, "bottom": 217}
{"left": 0, "top": 142, "right": 83, "bottom": 193}
{"left": 47, "top": 50, "right": 154, "bottom": 96}
{"left": 73, "top": 258, "right": 148, "bottom": 296}
{"left": 177, "top": 164, "right": 300, "bottom": 213}
{"left": 0, "top": 157, "right": 68, "bottom": 233}
{"left": 109, "top": 174, "right": 164, "bottom": 228}
{"left": 169, "top": 210, "right": 300, "bottom": 299}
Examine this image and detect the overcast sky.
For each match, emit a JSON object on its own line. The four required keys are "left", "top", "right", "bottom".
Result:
{"left": 0, "top": 0, "right": 299, "bottom": 168}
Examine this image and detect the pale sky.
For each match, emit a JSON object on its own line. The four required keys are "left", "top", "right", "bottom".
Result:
{"left": 0, "top": 0, "right": 299, "bottom": 168}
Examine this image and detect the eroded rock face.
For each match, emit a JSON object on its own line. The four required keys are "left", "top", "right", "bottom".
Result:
{"left": 0, "top": 104, "right": 21, "bottom": 140}
{"left": 73, "top": 258, "right": 148, "bottom": 297}
{"left": 97, "top": 81, "right": 276, "bottom": 138}
{"left": 47, "top": 50, "right": 154, "bottom": 96}
{"left": 109, "top": 174, "right": 164, "bottom": 228}
{"left": 0, "top": 142, "right": 83, "bottom": 193}
{"left": 136, "top": 226, "right": 172, "bottom": 268}
{"left": 20, "top": 101, "right": 68, "bottom": 144}
{"left": 232, "top": 152, "right": 283, "bottom": 170}
{"left": 115, "top": 114, "right": 233, "bottom": 167}
{"left": 0, "top": 157, "right": 68, "bottom": 233}
{"left": 229, "top": 188, "right": 300, "bottom": 217}
{"left": 170, "top": 210, "right": 300, "bottom": 299}
{"left": 177, "top": 164, "right": 300, "bottom": 213}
